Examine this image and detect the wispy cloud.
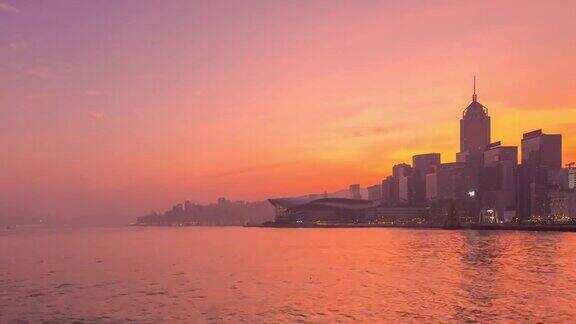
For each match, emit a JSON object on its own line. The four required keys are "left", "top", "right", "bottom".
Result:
{"left": 193, "top": 89, "right": 204, "bottom": 97}
{"left": 26, "top": 66, "right": 53, "bottom": 79}
{"left": 24, "top": 63, "right": 74, "bottom": 79}
{"left": 339, "top": 125, "right": 401, "bottom": 138}
{"left": 0, "top": 2, "right": 19, "bottom": 13}
{"left": 9, "top": 41, "right": 28, "bottom": 51}
{"left": 200, "top": 161, "right": 299, "bottom": 179}
{"left": 88, "top": 111, "right": 106, "bottom": 120}
{"left": 85, "top": 90, "right": 102, "bottom": 96}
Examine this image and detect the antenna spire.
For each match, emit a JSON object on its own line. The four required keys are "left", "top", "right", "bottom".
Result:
{"left": 472, "top": 75, "right": 477, "bottom": 102}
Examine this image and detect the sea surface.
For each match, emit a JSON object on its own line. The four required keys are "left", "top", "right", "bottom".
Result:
{"left": 0, "top": 226, "right": 575, "bottom": 323}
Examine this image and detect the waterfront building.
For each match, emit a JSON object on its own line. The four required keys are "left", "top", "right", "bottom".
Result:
{"left": 373, "top": 206, "right": 430, "bottom": 225}
{"left": 184, "top": 200, "right": 193, "bottom": 213}
{"left": 426, "top": 162, "right": 479, "bottom": 224}
{"left": 413, "top": 153, "right": 441, "bottom": 175}
{"left": 549, "top": 190, "right": 576, "bottom": 223}
{"left": 393, "top": 163, "right": 412, "bottom": 179}
{"left": 172, "top": 203, "right": 184, "bottom": 213}
{"left": 521, "top": 129, "right": 562, "bottom": 169}
{"left": 381, "top": 176, "right": 398, "bottom": 205}
{"left": 268, "top": 197, "right": 379, "bottom": 224}
{"left": 349, "top": 184, "right": 361, "bottom": 199}
{"left": 570, "top": 166, "right": 576, "bottom": 189}
{"left": 555, "top": 164, "right": 576, "bottom": 190}
{"left": 426, "top": 163, "right": 466, "bottom": 201}
{"left": 399, "top": 175, "right": 413, "bottom": 204}
{"left": 412, "top": 153, "right": 441, "bottom": 203}
{"left": 393, "top": 163, "right": 414, "bottom": 204}
{"left": 479, "top": 142, "right": 518, "bottom": 223}
{"left": 367, "top": 184, "right": 382, "bottom": 201}
{"left": 518, "top": 129, "right": 562, "bottom": 222}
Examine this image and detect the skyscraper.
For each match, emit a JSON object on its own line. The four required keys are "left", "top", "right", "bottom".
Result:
{"left": 480, "top": 142, "right": 518, "bottom": 222}
{"left": 412, "top": 153, "right": 441, "bottom": 203}
{"left": 570, "top": 167, "right": 576, "bottom": 190}
{"left": 381, "top": 176, "right": 398, "bottom": 205}
{"left": 517, "top": 129, "right": 562, "bottom": 222}
{"left": 184, "top": 200, "right": 193, "bottom": 212}
{"left": 392, "top": 163, "right": 414, "bottom": 204}
{"left": 425, "top": 163, "right": 466, "bottom": 201}
{"left": 392, "top": 163, "right": 412, "bottom": 179}
{"left": 367, "top": 184, "right": 382, "bottom": 201}
{"left": 349, "top": 184, "right": 361, "bottom": 199}
{"left": 452, "top": 78, "right": 489, "bottom": 221}
{"left": 457, "top": 77, "right": 491, "bottom": 164}
{"left": 521, "top": 129, "right": 562, "bottom": 169}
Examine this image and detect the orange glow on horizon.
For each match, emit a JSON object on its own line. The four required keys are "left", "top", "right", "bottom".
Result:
{"left": 1, "top": 1, "right": 575, "bottom": 220}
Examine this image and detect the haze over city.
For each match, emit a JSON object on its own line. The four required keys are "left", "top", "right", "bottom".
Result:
{"left": 2, "top": 2, "right": 576, "bottom": 323}
{"left": 1, "top": 1, "right": 576, "bottom": 223}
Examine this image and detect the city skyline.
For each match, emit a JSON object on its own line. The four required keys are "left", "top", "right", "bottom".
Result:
{"left": 1, "top": 1, "right": 576, "bottom": 222}
{"left": 265, "top": 79, "right": 571, "bottom": 227}
{"left": 2, "top": 3, "right": 575, "bottom": 323}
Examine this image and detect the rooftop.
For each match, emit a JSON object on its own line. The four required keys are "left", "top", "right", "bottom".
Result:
{"left": 269, "top": 197, "right": 379, "bottom": 211}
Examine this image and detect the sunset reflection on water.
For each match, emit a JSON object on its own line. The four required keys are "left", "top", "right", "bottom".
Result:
{"left": 1, "top": 227, "right": 574, "bottom": 322}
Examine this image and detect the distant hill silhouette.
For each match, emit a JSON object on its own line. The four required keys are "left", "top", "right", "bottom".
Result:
{"left": 136, "top": 187, "right": 364, "bottom": 226}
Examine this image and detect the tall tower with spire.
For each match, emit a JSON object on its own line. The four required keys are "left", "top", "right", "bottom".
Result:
{"left": 457, "top": 76, "right": 491, "bottom": 163}
{"left": 472, "top": 75, "right": 477, "bottom": 102}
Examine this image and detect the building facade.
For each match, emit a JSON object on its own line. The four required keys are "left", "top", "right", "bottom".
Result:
{"left": 367, "top": 184, "right": 382, "bottom": 201}
{"left": 412, "top": 153, "right": 441, "bottom": 203}
{"left": 268, "top": 197, "right": 379, "bottom": 224}
{"left": 381, "top": 176, "right": 398, "bottom": 205}
{"left": 458, "top": 86, "right": 491, "bottom": 164}
{"left": 393, "top": 163, "right": 414, "bottom": 204}
{"left": 549, "top": 190, "right": 576, "bottom": 223}
{"left": 349, "top": 184, "right": 361, "bottom": 199}
{"left": 517, "top": 129, "right": 562, "bottom": 222}
{"left": 480, "top": 142, "right": 518, "bottom": 222}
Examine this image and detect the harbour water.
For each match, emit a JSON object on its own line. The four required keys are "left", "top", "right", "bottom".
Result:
{"left": 1, "top": 226, "right": 575, "bottom": 322}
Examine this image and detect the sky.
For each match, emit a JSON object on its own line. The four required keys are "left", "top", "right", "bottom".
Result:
{"left": 1, "top": 0, "right": 576, "bottom": 221}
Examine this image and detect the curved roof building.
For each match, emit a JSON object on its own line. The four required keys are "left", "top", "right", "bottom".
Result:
{"left": 268, "top": 197, "right": 379, "bottom": 224}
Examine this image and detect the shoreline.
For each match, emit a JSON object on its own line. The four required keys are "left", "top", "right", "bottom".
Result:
{"left": 130, "top": 222, "right": 576, "bottom": 232}
{"left": 251, "top": 223, "right": 576, "bottom": 232}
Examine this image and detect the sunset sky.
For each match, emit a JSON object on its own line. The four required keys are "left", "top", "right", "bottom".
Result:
{"left": 1, "top": 1, "right": 576, "bottom": 221}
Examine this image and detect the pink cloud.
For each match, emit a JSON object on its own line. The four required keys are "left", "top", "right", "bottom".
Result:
{"left": 88, "top": 111, "right": 105, "bottom": 120}
{"left": 0, "top": 2, "right": 18, "bottom": 13}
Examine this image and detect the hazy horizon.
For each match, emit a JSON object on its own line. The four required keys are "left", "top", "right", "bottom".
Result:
{"left": 2, "top": 0, "right": 576, "bottom": 221}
